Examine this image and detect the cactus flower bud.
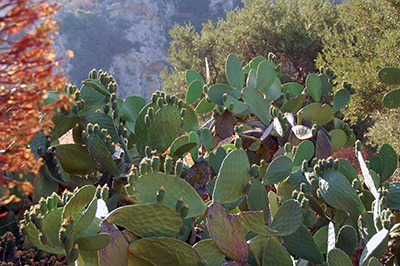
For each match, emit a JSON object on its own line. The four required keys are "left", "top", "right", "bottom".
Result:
{"left": 301, "top": 160, "right": 308, "bottom": 173}
{"left": 175, "top": 158, "right": 183, "bottom": 177}
{"left": 156, "top": 186, "right": 166, "bottom": 204}
{"left": 175, "top": 197, "right": 184, "bottom": 213}
{"left": 234, "top": 138, "right": 242, "bottom": 149}
{"left": 164, "top": 156, "right": 173, "bottom": 174}
{"left": 180, "top": 204, "right": 189, "bottom": 219}
{"left": 249, "top": 165, "right": 259, "bottom": 178}
{"left": 242, "top": 181, "right": 252, "bottom": 194}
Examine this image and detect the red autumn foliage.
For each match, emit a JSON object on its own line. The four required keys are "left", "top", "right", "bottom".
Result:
{"left": 0, "top": 0, "right": 71, "bottom": 175}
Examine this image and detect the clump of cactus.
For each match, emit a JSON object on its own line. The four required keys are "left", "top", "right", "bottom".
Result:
{"left": 3, "top": 54, "right": 397, "bottom": 265}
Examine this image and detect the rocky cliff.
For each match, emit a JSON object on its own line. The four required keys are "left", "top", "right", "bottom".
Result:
{"left": 54, "top": 0, "right": 241, "bottom": 100}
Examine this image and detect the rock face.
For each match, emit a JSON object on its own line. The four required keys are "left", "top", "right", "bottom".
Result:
{"left": 54, "top": 0, "right": 239, "bottom": 100}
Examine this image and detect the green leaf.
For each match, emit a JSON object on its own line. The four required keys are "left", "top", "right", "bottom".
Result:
{"left": 383, "top": 88, "right": 400, "bottom": 108}
{"left": 105, "top": 204, "right": 182, "bottom": 238}
{"left": 263, "top": 156, "right": 293, "bottom": 186}
{"left": 186, "top": 69, "right": 204, "bottom": 85}
{"left": 193, "top": 239, "right": 225, "bottom": 266}
{"left": 189, "top": 131, "right": 200, "bottom": 163}
{"left": 201, "top": 128, "right": 213, "bottom": 153}
{"left": 85, "top": 134, "right": 119, "bottom": 177}
{"left": 297, "top": 102, "right": 334, "bottom": 125}
{"left": 223, "top": 94, "right": 248, "bottom": 114}
{"left": 256, "top": 60, "right": 277, "bottom": 92}
{"left": 242, "top": 87, "right": 272, "bottom": 126}
{"left": 51, "top": 115, "right": 79, "bottom": 141}
{"left": 378, "top": 67, "right": 400, "bottom": 85}
{"left": 226, "top": 53, "right": 245, "bottom": 90}
{"left": 270, "top": 199, "right": 302, "bottom": 236}
{"left": 195, "top": 97, "right": 216, "bottom": 114}
{"left": 74, "top": 233, "right": 111, "bottom": 252}
{"left": 306, "top": 73, "right": 322, "bottom": 102}
{"left": 239, "top": 211, "right": 277, "bottom": 237}
{"left": 208, "top": 83, "right": 242, "bottom": 105}
{"left": 281, "top": 83, "right": 304, "bottom": 97}
{"left": 333, "top": 89, "right": 350, "bottom": 112}
{"left": 63, "top": 185, "right": 96, "bottom": 220}
{"left": 55, "top": 144, "right": 97, "bottom": 175}
{"left": 262, "top": 237, "right": 293, "bottom": 266}
{"left": 119, "top": 96, "right": 146, "bottom": 125}
{"left": 293, "top": 140, "right": 314, "bottom": 166}
{"left": 265, "top": 77, "right": 281, "bottom": 101}
{"left": 329, "top": 129, "right": 347, "bottom": 151}
{"left": 129, "top": 237, "right": 202, "bottom": 266}
{"left": 82, "top": 79, "right": 110, "bottom": 96}
{"left": 378, "top": 143, "right": 398, "bottom": 182}
{"left": 182, "top": 103, "right": 198, "bottom": 132}
{"left": 213, "top": 149, "right": 251, "bottom": 204}
{"left": 186, "top": 80, "right": 204, "bottom": 104}
{"left": 327, "top": 248, "right": 353, "bottom": 266}
{"left": 280, "top": 94, "right": 306, "bottom": 113}
{"left": 80, "top": 85, "right": 106, "bottom": 112}
{"left": 135, "top": 173, "right": 207, "bottom": 218}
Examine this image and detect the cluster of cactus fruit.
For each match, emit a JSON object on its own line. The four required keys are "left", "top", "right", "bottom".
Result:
{"left": 11, "top": 53, "right": 400, "bottom": 265}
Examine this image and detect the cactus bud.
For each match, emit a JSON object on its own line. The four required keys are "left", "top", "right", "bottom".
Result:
{"left": 157, "top": 98, "right": 164, "bottom": 108}
{"left": 39, "top": 198, "right": 48, "bottom": 215}
{"left": 180, "top": 204, "right": 189, "bottom": 219}
{"left": 39, "top": 232, "right": 49, "bottom": 246}
{"left": 234, "top": 137, "right": 242, "bottom": 149}
{"left": 102, "top": 104, "right": 110, "bottom": 114}
{"left": 101, "top": 184, "right": 109, "bottom": 201}
{"left": 144, "top": 146, "right": 151, "bottom": 158}
{"left": 147, "top": 107, "right": 154, "bottom": 119}
{"left": 333, "top": 159, "right": 340, "bottom": 171}
{"left": 164, "top": 155, "right": 173, "bottom": 174}
{"left": 243, "top": 181, "right": 252, "bottom": 194}
{"left": 292, "top": 191, "right": 299, "bottom": 199}
{"left": 151, "top": 93, "right": 158, "bottom": 104}
{"left": 383, "top": 219, "right": 391, "bottom": 230}
{"left": 260, "top": 160, "right": 266, "bottom": 168}
{"left": 112, "top": 109, "right": 119, "bottom": 119}
{"left": 320, "top": 66, "right": 325, "bottom": 74}
{"left": 355, "top": 140, "right": 362, "bottom": 153}
{"left": 152, "top": 156, "right": 160, "bottom": 172}
{"left": 144, "top": 114, "right": 151, "bottom": 126}
{"left": 222, "top": 93, "right": 228, "bottom": 103}
{"left": 314, "top": 165, "right": 322, "bottom": 177}
{"left": 297, "top": 192, "right": 305, "bottom": 203}
{"left": 111, "top": 99, "right": 118, "bottom": 111}
{"left": 327, "top": 157, "right": 334, "bottom": 169}
{"left": 129, "top": 166, "right": 138, "bottom": 186}
{"left": 176, "top": 197, "right": 184, "bottom": 213}
{"left": 180, "top": 108, "right": 186, "bottom": 117}
{"left": 110, "top": 144, "right": 116, "bottom": 155}
{"left": 156, "top": 186, "right": 166, "bottom": 204}
{"left": 96, "top": 185, "right": 102, "bottom": 199}
{"left": 300, "top": 183, "right": 307, "bottom": 193}
{"left": 175, "top": 158, "right": 183, "bottom": 177}
{"left": 178, "top": 100, "right": 184, "bottom": 109}
{"left": 301, "top": 160, "right": 308, "bottom": 173}
{"left": 292, "top": 146, "right": 298, "bottom": 155}
{"left": 249, "top": 164, "right": 259, "bottom": 178}
{"left": 179, "top": 226, "right": 188, "bottom": 236}
{"left": 275, "top": 65, "right": 281, "bottom": 72}
{"left": 284, "top": 143, "right": 291, "bottom": 153}
{"left": 139, "top": 160, "right": 148, "bottom": 176}
{"left": 68, "top": 247, "right": 80, "bottom": 263}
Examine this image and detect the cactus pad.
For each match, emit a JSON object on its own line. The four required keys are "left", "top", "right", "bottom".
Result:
{"left": 186, "top": 69, "right": 204, "bottom": 85}
{"left": 212, "top": 149, "right": 251, "bottom": 204}
{"left": 333, "top": 89, "right": 350, "bottom": 112}
{"left": 335, "top": 225, "right": 357, "bottom": 258}
{"left": 378, "top": 66, "right": 400, "bottom": 85}
{"left": 263, "top": 155, "right": 293, "bottom": 186}
{"left": 135, "top": 173, "right": 207, "bottom": 218}
{"left": 226, "top": 53, "right": 244, "bottom": 90}
{"left": 129, "top": 237, "right": 202, "bottom": 266}
{"left": 186, "top": 80, "right": 204, "bottom": 104}
{"left": 239, "top": 211, "right": 277, "bottom": 236}
{"left": 85, "top": 134, "right": 119, "bottom": 177}
{"left": 63, "top": 185, "right": 96, "bottom": 220}
{"left": 378, "top": 143, "right": 398, "bottom": 183}
{"left": 208, "top": 83, "right": 241, "bottom": 105}
{"left": 383, "top": 88, "right": 400, "bottom": 108}
{"left": 55, "top": 144, "right": 97, "bottom": 175}
{"left": 193, "top": 239, "right": 225, "bottom": 266}
{"left": 291, "top": 125, "right": 313, "bottom": 140}
{"left": 329, "top": 129, "right": 347, "bottom": 151}
{"left": 327, "top": 248, "right": 353, "bottom": 266}
{"left": 74, "top": 233, "right": 110, "bottom": 252}
{"left": 242, "top": 87, "right": 272, "bottom": 126}
{"left": 306, "top": 73, "right": 322, "bottom": 102}
{"left": 247, "top": 178, "right": 270, "bottom": 221}
{"left": 262, "top": 237, "right": 293, "bottom": 266}
{"left": 256, "top": 60, "right": 277, "bottom": 92}
{"left": 297, "top": 103, "right": 334, "bottom": 126}
{"left": 105, "top": 203, "right": 182, "bottom": 238}
{"left": 270, "top": 199, "right": 302, "bottom": 236}
{"left": 293, "top": 140, "right": 314, "bottom": 166}
{"left": 359, "top": 228, "right": 389, "bottom": 266}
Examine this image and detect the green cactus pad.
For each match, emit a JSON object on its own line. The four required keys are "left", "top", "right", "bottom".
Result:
{"left": 186, "top": 69, "right": 204, "bottom": 85}
{"left": 23, "top": 221, "right": 65, "bottom": 255}
{"left": 208, "top": 83, "right": 241, "bottom": 105}
{"left": 195, "top": 97, "right": 216, "bottom": 114}
{"left": 201, "top": 128, "right": 213, "bottom": 153}
{"left": 281, "top": 82, "right": 304, "bottom": 97}
{"left": 247, "top": 179, "right": 270, "bottom": 221}
{"left": 85, "top": 134, "right": 119, "bottom": 177}
{"left": 71, "top": 199, "right": 97, "bottom": 238}
{"left": 186, "top": 80, "right": 204, "bottom": 104}
{"left": 79, "top": 85, "right": 107, "bottom": 112}
{"left": 80, "top": 111, "right": 119, "bottom": 143}
{"left": 270, "top": 199, "right": 302, "bottom": 236}
{"left": 333, "top": 89, "right": 351, "bottom": 112}
{"left": 297, "top": 103, "right": 334, "bottom": 126}
{"left": 262, "top": 237, "right": 293, "bottom": 266}
{"left": 247, "top": 235, "right": 268, "bottom": 266}
{"left": 280, "top": 94, "right": 306, "bottom": 113}
{"left": 189, "top": 131, "right": 200, "bottom": 163}
{"left": 329, "top": 129, "right": 347, "bottom": 151}
{"left": 182, "top": 103, "right": 199, "bottom": 132}
{"left": 291, "top": 125, "right": 313, "bottom": 140}
{"left": 119, "top": 95, "right": 146, "bottom": 126}
{"left": 357, "top": 151, "right": 379, "bottom": 200}
{"left": 378, "top": 66, "right": 400, "bottom": 85}
{"left": 281, "top": 225, "right": 324, "bottom": 263}
{"left": 319, "top": 169, "right": 365, "bottom": 215}
{"left": 40, "top": 208, "right": 64, "bottom": 250}
{"left": 246, "top": 68, "right": 257, "bottom": 88}
{"left": 239, "top": 211, "right": 277, "bottom": 237}
{"left": 368, "top": 257, "right": 383, "bottom": 266}
{"left": 206, "top": 202, "right": 248, "bottom": 263}
{"left": 359, "top": 228, "right": 389, "bottom": 266}
{"left": 149, "top": 105, "right": 184, "bottom": 154}
{"left": 306, "top": 73, "right": 322, "bottom": 102}
{"left": 226, "top": 53, "right": 245, "bottom": 90}
{"left": 263, "top": 155, "right": 293, "bottom": 186}
{"left": 129, "top": 237, "right": 202, "bottom": 266}
{"left": 327, "top": 248, "right": 353, "bottom": 266}
{"left": 51, "top": 115, "right": 80, "bottom": 141}
{"left": 386, "top": 182, "right": 400, "bottom": 209}
{"left": 74, "top": 233, "right": 110, "bottom": 252}
{"left": 338, "top": 158, "right": 359, "bottom": 185}
{"left": 320, "top": 73, "right": 334, "bottom": 95}
{"left": 378, "top": 143, "right": 398, "bottom": 183}
{"left": 382, "top": 88, "right": 400, "bottom": 108}
{"left": 135, "top": 102, "right": 158, "bottom": 157}
{"left": 313, "top": 225, "right": 328, "bottom": 254}
{"left": 82, "top": 79, "right": 110, "bottom": 96}
{"left": 208, "top": 146, "right": 227, "bottom": 174}
{"left": 293, "top": 140, "right": 314, "bottom": 166}
{"left": 62, "top": 185, "right": 96, "bottom": 220}
{"left": 336, "top": 225, "right": 357, "bottom": 258}
{"left": 55, "top": 144, "right": 97, "bottom": 175}
{"left": 105, "top": 203, "right": 182, "bottom": 238}
{"left": 212, "top": 149, "right": 251, "bottom": 204}
{"left": 277, "top": 180, "right": 296, "bottom": 203}
{"left": 316, "top": 130, "right": 332, "bottom": 159}
{"left": 242, "top": 87, "right": 272, "bottom": 126}
{"left": 369, "top": 155, "right": 383, "bottom": 174}
{"left": 256, "top": 60, "right": 277, "bottom": 93}
{"left": 223, "top": 94, "right": 248, "bottom": 114}
{"left": 135, "top": 173, "right": 207, "bottom": 218}
{"left": 266, "top": 77, "right": 282, "bottom": 101}
{"left": 193, "top": 239, "right": 225, "bottom": 266}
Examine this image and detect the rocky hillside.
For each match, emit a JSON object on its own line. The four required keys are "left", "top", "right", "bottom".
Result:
{"left": 54, "top": 0, "right": 242, "bottom": 100}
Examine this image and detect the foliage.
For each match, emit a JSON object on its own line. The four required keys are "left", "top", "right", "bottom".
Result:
{"left": 8, "top": 52, "right": 400, "bottom": 265}
{"left": 316, "top": 0, "right": 400, "bottom": 124}
{"left": 161, "top": 0, "right": 338, "bottom": 97}
{"left": 0, "top": 0, "right": 71, "bottom": 206}
{"left": 59, "top": 10, "right": 133, "bottom": 86}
